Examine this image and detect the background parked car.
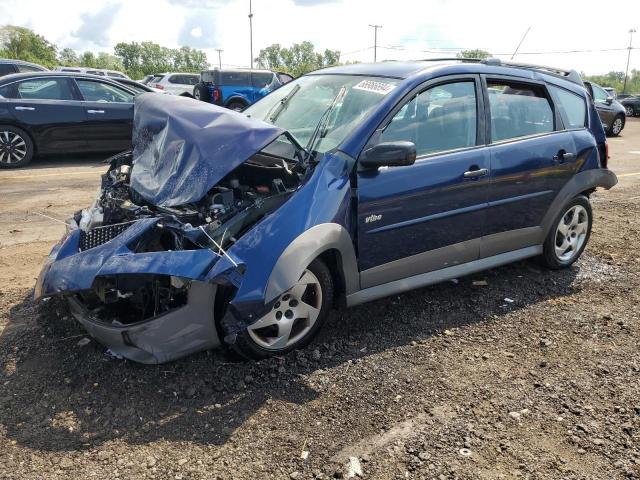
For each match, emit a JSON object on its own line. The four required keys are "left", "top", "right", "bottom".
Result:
{"left": 149, "top": 72, "right": 199, "bottom": 96}
{"left": 584, "top": 80, "right": 626, "bottom": 136}
{"left": 192, "top": 68, "right": 293, "bottom": 111}
{"left": 0, "top": 59, "right": 48, "bottom": 77}
{"left": 616, "top": 93, "right": 636, "bottom": 100}
{"left": 619, "top": 95, "right": 640, "bottom": 116}
{"left": 113, "top": 77, "right": 165, "bottom": 94}
{"left": 0, "top": 72, "right": 137, "bottom": 168}
{"left": 54, "top": 66, "right": 130, "bottom": 79}
{"left": 139, "top": 74, "right": 155, "bottom": 85}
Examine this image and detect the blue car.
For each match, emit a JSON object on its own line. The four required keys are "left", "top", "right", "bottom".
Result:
{"left": 192, "top": 68, "right": 293, "bottom": 111}
{"left": 35, "top": 59, "right": 617, "bottom": 363}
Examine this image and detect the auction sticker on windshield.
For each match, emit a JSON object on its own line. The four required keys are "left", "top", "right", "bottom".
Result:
{"left": 353, "top": 80, "right": 396, "bottom": 95}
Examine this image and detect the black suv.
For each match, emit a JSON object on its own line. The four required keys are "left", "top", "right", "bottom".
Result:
{"left": 0, "top": 59, "right": 47, "bottom": 77}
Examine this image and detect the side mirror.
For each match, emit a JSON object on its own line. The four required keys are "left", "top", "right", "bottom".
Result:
{"left": 360, "top": 141, "right": 416, "bottom": 169}
{"left": 605, "top": 96, "right": 614, "bottom": 105}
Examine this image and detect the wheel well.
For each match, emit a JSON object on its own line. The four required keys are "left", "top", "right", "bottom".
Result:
{"left": 318, "top": 249, "right": 347, "bottom": 307}
{"left": 225, "top": 98, "right": 247, "bottom": 107}
{"left": 180, "top": 92, "right": 192, "bottom": 97}
{"left": 579, "top": 188, "right": 595, "bottom": 198}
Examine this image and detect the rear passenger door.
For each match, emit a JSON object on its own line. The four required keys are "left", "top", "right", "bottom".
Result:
{"left": 73, "top": 78, "right": 134, "bottom": 152}
{"left": 357, "top": 76, "right": 490, "bottom": 288}
{"left": 481, "top": 76, "right": 577, "bottom": 257}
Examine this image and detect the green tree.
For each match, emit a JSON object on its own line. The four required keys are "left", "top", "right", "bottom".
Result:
{"left": 255, "top": 41, "right": 340, "bottom": 77}
{"left": 114, "top": 41, "right": 208, "bottom": 78}
{"left": 457, "top": 49, "right": 491, "bottom": 60}
{"left": 58, "top": 47, "right": 79, "bottom": 66}
{"left": 0, "top": 25, "right": 57, "bottom": 67}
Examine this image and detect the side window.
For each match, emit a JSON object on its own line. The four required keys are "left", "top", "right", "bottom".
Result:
{"left": 221, "top": 72, "right": 251, "bottom": 86}
{"left": 186, "top": 75, "right": 199, "bottom": 86}
{"left": 0, "top": 64, "right": 16, "bottom": 76}
{"left": 252, "top": 72, "right": 274, "bottom": 88}
{"left": 76, "top": 80, "right": 134, "bottom": 103}
{"left": 487, "top": 80, "right": 553, "bottom": 141}
{"left": 17, "top": 64, "right": 44, "bottom": 73}
{"left": 592, "top": 84, "right": 608, "bottom": 103}
{"left": 168, "top": 75, "right": 181, "bottom": 84}
{"left": 380, "top": 81, "right": 477, "bottom": 156}
{"left": 549, "top": 85, "right": 587, "bottom": 129}
{"left": 13, "top": 78, "right": 74, "bottom": 100}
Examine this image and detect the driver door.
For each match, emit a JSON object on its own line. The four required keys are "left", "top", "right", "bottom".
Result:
{"left": 73, "top": 77, "right": 134, "bottom": 152}
{"left": 357, "top": 76, "right": 490, "bottom": 289}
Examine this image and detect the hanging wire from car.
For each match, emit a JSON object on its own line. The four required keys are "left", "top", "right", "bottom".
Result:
{"left": 198, "top": 225, "right": 238, "bottom": 267}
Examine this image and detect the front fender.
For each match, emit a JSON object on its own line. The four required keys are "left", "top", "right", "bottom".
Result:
{"left": 265, "top": 223, "right": 359, "bottom": 303}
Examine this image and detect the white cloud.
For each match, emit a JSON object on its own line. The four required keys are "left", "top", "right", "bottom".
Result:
{"left": 1, "top": 0, "right": 639, "bottom": 74}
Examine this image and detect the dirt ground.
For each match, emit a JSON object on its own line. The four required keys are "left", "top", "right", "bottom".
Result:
{"left": 1, "top": 121, "right": 640, "bottom": 480}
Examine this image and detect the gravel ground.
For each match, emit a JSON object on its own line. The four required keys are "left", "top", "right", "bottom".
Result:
{"left": 1, "top": 128, "right": 640, "bottom": 479}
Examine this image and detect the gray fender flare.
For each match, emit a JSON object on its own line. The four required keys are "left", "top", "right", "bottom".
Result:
{"left": 265, "top": 223, "right": 359, "bottom": 303}
{"left": 540, "top": 168, "right": 617, "bottom": 239}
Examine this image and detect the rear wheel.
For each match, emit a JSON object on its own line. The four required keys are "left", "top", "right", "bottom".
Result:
{"left": 609, "top": 114, "right": 624, "bottom": 136}
{"left": 233, "top": 259, "right": 333, "bottom": 359}
{"left": 226, "top": 101, "right": 246, "bottom": 112}
{"left": 625, "top": 105, "right": 635, "bottom": 116}
{"left": 539, "top": 195, "right": 592, "bottom": 269}
{"left": 0, "top": 125, "right": 33, "bottom": 168}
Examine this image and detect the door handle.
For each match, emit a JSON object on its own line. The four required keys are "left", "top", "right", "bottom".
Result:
{"left": 463, "top": 168, "right": 489, "bottom": 179}
{"left": 87, "top": 109, "right": 105, "bottom": 114}
{"left": 553, "top": 151, "right": 576, "bottom": 163}
{"left": 15, "top": 106, "right": 35, "bottom": 111}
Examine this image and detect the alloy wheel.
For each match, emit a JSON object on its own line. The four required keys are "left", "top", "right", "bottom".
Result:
{"left": 625, "top": 106, "right": 634, "bottom": 116}
{"left": 247, "top": 269, "right": 323, "bottom": 350}
{"left": 0, "top": 130, "right": 27, "bottom": 165}
{"left": 612, "top": 117, "right": 623, "bottom": 135}
{"left": 554, "top": 205, "right": 589, "bottom": 262}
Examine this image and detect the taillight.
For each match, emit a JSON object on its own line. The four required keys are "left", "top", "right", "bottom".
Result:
{"left": 212, "top": 87, "right": 220, "bottom": 103}
{"left": 155, "top": 84, "right": 164, "bottom": 90}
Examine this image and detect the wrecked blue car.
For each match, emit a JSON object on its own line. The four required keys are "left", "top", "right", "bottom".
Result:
{"left": 35, "top": 59, "right": 616, "bottom": 363}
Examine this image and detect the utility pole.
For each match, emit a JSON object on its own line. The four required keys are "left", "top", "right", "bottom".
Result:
{"left": 623, "top": 28, "right": 636, "bottom": 94}
{"left": 369, "top": 24, "right": 382, "bottom": 62}
{"left": 511, "top": 26, "right": 531, "bottom": 60}
{"left": 248, "top": 0, "right": 254, "bottom": 69}
{"left": 215, "top": 49, "right": 223, "bottom": 69}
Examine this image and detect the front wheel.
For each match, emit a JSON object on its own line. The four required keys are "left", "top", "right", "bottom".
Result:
{"left": 609, "top": 115, "right": 624, "bottom": 136}
{"left": 625, "top": 105, "right": 635, "bottom": 117}
{"left": 232, "top": 259, "right": 333, "bottom": 360}
{"left": 539, "top": 196, "right": 592, "bottom": 269}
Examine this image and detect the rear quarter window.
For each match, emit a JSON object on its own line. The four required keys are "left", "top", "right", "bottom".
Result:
{"left": 0, "top": 64, "right": 16, "bottom": 76}
{"left": 549, "top": 85, "right": 587, "bottom": 129}
{"left": 220, "top": 71, "right": 251, "bottom": 86}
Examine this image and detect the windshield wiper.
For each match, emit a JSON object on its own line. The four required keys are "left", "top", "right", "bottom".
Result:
{"left": 265, "top": 84, "right": 301, "bottom": 123}
{"left": 303, "top": 86, "right": 347, "bottom": 165}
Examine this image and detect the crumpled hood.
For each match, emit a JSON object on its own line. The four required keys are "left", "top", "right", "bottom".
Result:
{"left": 130, "top": 93, "right": 285, "bottom": 207}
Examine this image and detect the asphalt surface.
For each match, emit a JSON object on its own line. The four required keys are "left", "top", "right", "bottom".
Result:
{"left": 0, "top": 121, "right": 639, "bottom": 479}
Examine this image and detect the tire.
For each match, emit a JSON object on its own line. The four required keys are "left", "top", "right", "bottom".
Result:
{"left": 193, "top": 83, "right": 210, "bottom": 102}
{"left": 624, "top": 105, "right": 635, "bottom": 117}
{"left": 232, "top": 258, "right": 334, "bottom": 360}
{"left": 226, "top": 101, "right": 246, "bottom": 112}
{"left": 539, "top": 195, "right": 592, "bottom": 270}
{"left": 608, "top": 114, "right": 624, "bottom": 136}
{"left": 0, "top": 125, "right": 34, "bottom": 169}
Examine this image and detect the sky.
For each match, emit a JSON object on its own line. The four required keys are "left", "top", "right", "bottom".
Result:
{"left": 1, "top": 0, "right": 639, "bottom": 76}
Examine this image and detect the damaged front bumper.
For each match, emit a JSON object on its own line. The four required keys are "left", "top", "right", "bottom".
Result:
{"left": 35, "top": 218, "right": 232, "bottom": 364}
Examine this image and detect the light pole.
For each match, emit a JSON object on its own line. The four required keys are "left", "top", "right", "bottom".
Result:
{"left": 215, "top": 49, "right": 223, "bottom": 69}
{"left": 248, "top": 0, "right": 254, "bottom": 69}
{"left": 623, "top": 28, "right": 636, "bottom": 94}
{"left": 369, "top": 24, "right": 382, "bottom": 62}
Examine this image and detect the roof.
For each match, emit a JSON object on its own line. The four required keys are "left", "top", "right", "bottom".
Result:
{"left": 307, "top": 59, "right": 584, "bottom": 89}
{"left": 0, "top": 71, "right": 129, "bottom": 82}
{"left": 0, "top": 58, "right": 46, "bottom": 68}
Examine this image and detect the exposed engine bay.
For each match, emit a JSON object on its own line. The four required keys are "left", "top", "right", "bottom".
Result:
{"left": 75, "top": 148, "right": 303, "bottom": 253}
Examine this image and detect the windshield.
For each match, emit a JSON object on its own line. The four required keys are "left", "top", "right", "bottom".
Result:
{"left": 244, "top": 74, "right": 400, "bottom": 154}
